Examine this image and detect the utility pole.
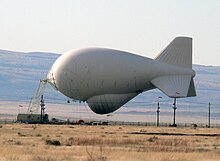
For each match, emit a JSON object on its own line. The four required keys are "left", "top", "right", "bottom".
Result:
{"left": 172, "top": 98, "right": 177, "bottom": 127}
{"left": 156, "top": 97, "right": 162, "bottom": 126}
{"left": 208, "top": 102, "right": 211, "bottom": 128}
{"left": 40, "top": 95, "right": 45, "bottom": 123}
{"left": 157, "top": 101, "right": 160, "bottom": 126}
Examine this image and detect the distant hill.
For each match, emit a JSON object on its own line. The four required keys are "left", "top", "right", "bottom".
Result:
{"left": 0, "top": 49, "right": 220, "bottom": 120}
{"left": 0, "top": 49, "right": 61, "bottom": 100}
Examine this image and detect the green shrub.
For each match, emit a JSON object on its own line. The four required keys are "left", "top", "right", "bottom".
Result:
{"left": 45, "top": 139, "right": 61, "bottom": 146}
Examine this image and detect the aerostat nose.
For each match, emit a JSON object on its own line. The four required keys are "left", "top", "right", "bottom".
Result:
{"left": 47, "top": 68, "right": 58, "bottom": 90}
{"left": 46, "top": 51, "right": 68, "bottom": 91}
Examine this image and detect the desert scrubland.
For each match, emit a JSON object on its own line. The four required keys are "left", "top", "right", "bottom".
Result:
{"left": 0, "top": 124, "right": 219, "bottom": 161}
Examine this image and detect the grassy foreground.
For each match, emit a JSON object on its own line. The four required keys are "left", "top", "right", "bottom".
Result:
{"left": 0, "top": 124, "right": 219, "bottom": 161}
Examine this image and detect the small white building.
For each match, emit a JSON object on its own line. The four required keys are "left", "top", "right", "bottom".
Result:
{"left": 17, "top": 113, "right": 49, "bottom": 123}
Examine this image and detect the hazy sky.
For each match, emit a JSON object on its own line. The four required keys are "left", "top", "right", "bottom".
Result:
{"left": 0, "top": 0, "right": 219, "bottom": 66}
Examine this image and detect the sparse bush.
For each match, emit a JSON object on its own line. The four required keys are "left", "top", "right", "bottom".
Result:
{"left": 36, "top": 133, "right": 42, "bottom": 137}
{"left": 0, "top": 124, "right": 3, "bottom": 128}
{"left": 18, "top": 132, "right": 26, "bottom": 137}
{"left": 65, "top": 137, "right": 74, "bottom": 146}
{"left": 123, "top": 135, "right": 129, "bottom": 138}
{"left": 191, "top": 124, "right": 198, "bottom": 129}
{"left": 140, "top": 129, "right": 146, "bottom": 132}
{"left": 15, "top": 141, "right": 22, "bottom": 145}
{"left": 148, "top": 137, "right": 154, "bottom": 142}
{"left": 7, "top": 139, "right": 13, "bottom": 143}
{"left": 32, "top": 125, "right": 37, "bottom": 130}
{"left": 45, "top": 139, "right": 61, "bottom": 146}
{"left": 148, "top": 136, "right": 159, "bottom": 142}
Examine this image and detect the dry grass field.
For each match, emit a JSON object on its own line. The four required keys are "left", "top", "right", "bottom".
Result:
{"left": 0, "top": 124, "right": 220, "bottom": 161}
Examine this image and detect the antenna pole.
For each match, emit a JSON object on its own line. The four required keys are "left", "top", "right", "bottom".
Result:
{"left": 172, "top": 98, "right": 177, "bottom": 127}
{"left": 208, "top": 102, "right": 211, "bottom": 128}
{"left": 157, "top": 101, "right": 160, "bottom": 126}
{"left": 40, "top": 95, "right": 45, "bottom": 123}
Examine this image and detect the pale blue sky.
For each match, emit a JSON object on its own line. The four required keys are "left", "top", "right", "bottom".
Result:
{"left": 0, "top": 0, "right": 219, "bottom": 65}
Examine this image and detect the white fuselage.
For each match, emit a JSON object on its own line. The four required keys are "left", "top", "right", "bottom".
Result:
{"left": 48, "top": 48, "right": 194, "bottom": 101}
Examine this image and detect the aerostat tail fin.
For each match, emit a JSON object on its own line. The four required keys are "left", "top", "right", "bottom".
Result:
{"left": 151, "top": 75, "right": 196, "bottom": 98}
{"left": 152, "top": 36, "right": 196, "bottom": 98}
{"left": 155, "top": 37, "right": 192, "bottom": 69}
{"left": 187, "top": 78, "right": 196, "bottom": 97}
